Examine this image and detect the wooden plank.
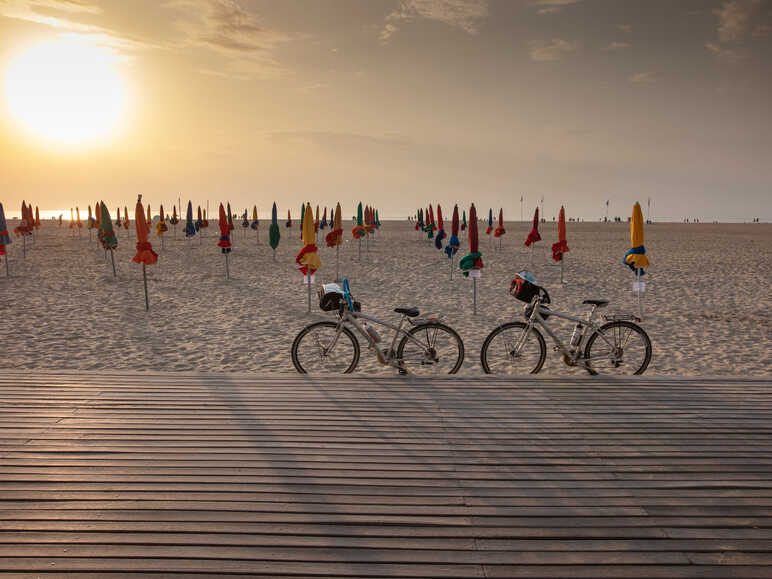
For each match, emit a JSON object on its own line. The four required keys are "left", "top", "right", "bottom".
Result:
{"left": 0, "top": 371, "right": 769, "bottom": 578}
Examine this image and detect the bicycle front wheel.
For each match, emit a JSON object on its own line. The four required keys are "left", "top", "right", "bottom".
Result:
{"left": 480, "top": 322, "right": 547, "bottom": 374}
{"left": 291, "top": 321, "right": 360, "bottom": 374}
{"left": 583, "top": 321, "right": 652, "bottom": 375}
{"left": 396, "top": 322, "right": 464, "bottom": 375}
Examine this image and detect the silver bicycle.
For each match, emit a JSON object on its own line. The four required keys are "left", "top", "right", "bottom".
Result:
{"left": 292, "top": 278, "right": 464, "bottom": 375}
{"left": 481, "top": 272, "right": 652, "bottom": 375}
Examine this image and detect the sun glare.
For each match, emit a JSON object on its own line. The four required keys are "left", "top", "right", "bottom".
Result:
{"left": 3, "top": 38, "right": 126, "bottom": 146}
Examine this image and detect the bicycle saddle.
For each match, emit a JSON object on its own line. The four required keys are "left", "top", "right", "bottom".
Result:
{"left": 583, "top": 299, "right": 609, "bottom": 307}
{"left": 395, "top": 307, "right": 420, "bottom": 317}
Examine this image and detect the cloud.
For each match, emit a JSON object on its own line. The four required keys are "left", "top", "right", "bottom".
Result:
{"left": 706, "top": 0, "right": 768, "bottom": 63}
{"left": 705, "top": 41, "right": 748, "bottom": 62}
{"left": 381, "top": 0, "right": 488, "bottom": 42}
{"left": 601, "top": 41, "right": 630, "bottom": 51}
{"left": 533, "top": 0, "right": 582, "bottom": 15}
{"left": 714, "top": 0, "right": 761, "bottom": 42}
{"left": 628, "top": 71, "right": 660, "bottom": 85}
{"left": 0, "top": 0, "right": 154, "bottom": 53}
{"left": 164, "top": 0, "right": 288, "bottom": 77}
{"left": 529, "top": 38, "right": 577, "bottom": 61}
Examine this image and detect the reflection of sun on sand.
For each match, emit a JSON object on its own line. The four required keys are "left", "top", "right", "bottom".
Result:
{"left": 0, "top": 219, "right": 770, "bottom": 376}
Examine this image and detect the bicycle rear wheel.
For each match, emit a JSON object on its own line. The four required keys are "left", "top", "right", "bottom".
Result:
{"left": 396, "top": 322, "right": 464, "bottom": 375}
{"left": 583, "top": 321, "right": 651, "bottom": 375}
{"left": 291, "top": 321, "right": 360, "bottom": 374}
{"left": 480, "top": 322, "right": 547, "bottom": 374}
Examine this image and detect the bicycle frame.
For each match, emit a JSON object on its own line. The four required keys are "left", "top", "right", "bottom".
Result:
{"left": 518, "top": 300, "right": 621, "bottom": 368}
{"left": 332, "top": 309, "right": 440, "bottom": 368}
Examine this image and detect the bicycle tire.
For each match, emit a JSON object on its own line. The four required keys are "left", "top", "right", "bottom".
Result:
{"left": 291, "top": 321, "right": 360, "bottom": 374}
{"left": 583, "top": 320, "right": 652, "bottom": 376}
{"left": 396, "top": 322, "right": 464, "bottom": 375}
{"left": 480, "top": 322, "right": 547, "bottom": 375}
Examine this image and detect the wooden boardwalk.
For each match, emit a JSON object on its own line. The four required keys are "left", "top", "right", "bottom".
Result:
{"left": 0, "top": 371, "right": 770, "bottom": 578}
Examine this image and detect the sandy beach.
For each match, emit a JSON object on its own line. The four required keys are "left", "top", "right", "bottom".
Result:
{"left": 1, "top": 218, "right": 770, "bottom": 376}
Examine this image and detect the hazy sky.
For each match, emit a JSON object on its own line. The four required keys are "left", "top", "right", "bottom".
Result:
{"left": 0, "top": 0, "right": 770, "bottom": 221}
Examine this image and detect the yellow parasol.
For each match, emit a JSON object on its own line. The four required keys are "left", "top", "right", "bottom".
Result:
{"left": 624, "top": 202, "right": 649, "bottom": 274}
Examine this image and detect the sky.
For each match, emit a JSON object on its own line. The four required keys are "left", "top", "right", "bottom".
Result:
{"left": 0, "top": 0, "right": 770, "bottom": 221}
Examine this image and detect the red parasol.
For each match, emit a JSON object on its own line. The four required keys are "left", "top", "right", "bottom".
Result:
{"left": 494, "top": 208, "right": 505, "bottom": 237}
{"left": 468, "top": 205, "right": 483, "bottom": 269}
{"left": 552, "top": 205, "right": 569, "bottom": 261}
{"left": 525, "top": 207, "right": 541, "bottom": 246}
{"left": 217, "top": 203, "right": 232, "bottom": 252}
{"left": 132, "top": 199, "right": 158, "bottom": 265}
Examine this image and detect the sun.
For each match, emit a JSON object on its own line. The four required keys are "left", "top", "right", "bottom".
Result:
{"left": 3, "top": 38, "right": 127, "bottom": 146}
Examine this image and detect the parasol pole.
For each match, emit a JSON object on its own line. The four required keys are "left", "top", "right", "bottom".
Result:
{"left": 636, "top": 270, "right": 643, "bottom": 320}
{"left": 4, "top": 253, "right": 9, "bottom": 278}
{"left": 306, "top": 272, "right": 312, "bottom": 313}
{"left": 225, "top": 253, "right": 230, "bottom": 281}
{"left": 22, "top": 235, "right": 26, "bottom": 258}
{"left": 142, "top": 263, "right": 149, "bottom": 311}
{"left": 530, "top": 244, "right": 534, "bottom": 268}
{"left": 560, "top": 258, "right": 564, "bottom": 285}
{"left": 449, "top": 252, "right": 454, "bottom": 281}
{"left": 273, "top": 248, "right": 276, "bottom": 262}
{"left": 358, "top": 238, "right": 361, "bottom": 262}
{"left": 110, "top": 249, "right": 116, "bottom": 278}
{"left": 336, "top": 245, "right": 340, "bottom": 282}
{"left": 473, "top": 277, "right": 477, "bottom": 315}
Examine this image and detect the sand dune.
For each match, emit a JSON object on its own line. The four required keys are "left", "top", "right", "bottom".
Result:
{"left": 1, "top": 219, "right": 769, "bottom": 376}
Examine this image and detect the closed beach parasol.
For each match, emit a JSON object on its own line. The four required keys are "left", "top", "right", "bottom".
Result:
{"left": 123, "top": 206, "right": 129, "bottom": 231}
{"left": 95, "top": 201, "right": 102, "bottom": 232}
{"left": 75, "top": 207, "right": 82, "bottom": 230}
{"left": 170, "top": 205, "right": 179, "bottom": 238}
{"left": 624, "top": 202, "right": 650, "bottom": 318}
{"left": 115, "top": 207, "right": 122, "bottom": 229}
{"left": 184, "top": 201, "right": 196, "bottom": 239}
{"left": 146, "top": 203, "right": 151, "bottom": 224}
{"left": 325, "top": 202, "right": 343, "bottom": 281}
{"left": 156, "top": 205, "right": 168, "bottom": 249}
{"left": 34, "top": 206, "right": 40, "bottom": 230}
{"left": 494, "top": 208, "right": 506, "bottom": 237}
{"left": 352, "top": 202, "right": 367, "bottom": 261}
{"left": 525, "top": 207, "right": 541, "bottom": 246}
{"left": 320, "top": 207, "right": 327, "bottom": 230}
{"left": 486, "top": 208, "right": 493, "bottom": 236}
{"left": 251, "top": 206, "right": 259, "bottom": 229}
{"left": 0, "top": 203, "right": 12, "bottom": 277}
{"left": 299, "top": 202, "right": 305, "bottom": 239}
{"left": 445, "top": 204, "right": 461, "bottom": 277}
{"left": 218, "top": 203, "right": 232, "bottom": 280}
{"left": 461, "top": 209, "right": 467, "bottom": 231}
{"left": 196, "top": 206, "right": 202, "bottom": 232}
{"left": 552, "top": 205, "right": 570, "bottom": 284}
{"left": 99, "top": 202, "right": 118, "bottom": 277}
{"left": 269, "top": 202, "right": 280, "bottom": 260}
{"left": 314, "top": 205, "right": 320, "bottom": 233}
{"left": 426, "top": 205, "right": 435, "bottom": 239}
{"left": 434, "top": 204, "right": 446, "bottom": 250}
{"left": 296, "top": 203, "right": 320, "bottom": 312}
{"left": 241, "top": 209, "right": 249, "bottom": 232}
{"left": 201, "top": 207, "right": 209, "bottom": 229}
{"left": 87, "top": 204, "right": 95, "bottom": 231}
{"left": 525, "top": 206, "right": 541, "bottom": 266}
{"left": 286, "top": 209, "right": 292, "bottom": 228}
{"left": 133, "top": 196, "right": 158, "bottom": 310}
{"left": 459, "top": 204, "right": 484, "bottom": 314}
